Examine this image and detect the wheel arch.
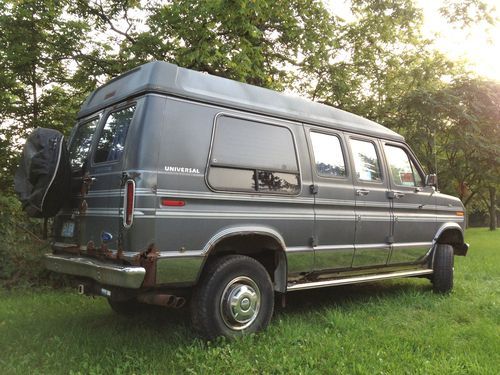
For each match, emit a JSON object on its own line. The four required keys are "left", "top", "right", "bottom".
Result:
{"left": 199, "top": 226, "right": 288, "bottom": 293}
{"left": 433, "top": 223, "right": 468, "bottom": 257}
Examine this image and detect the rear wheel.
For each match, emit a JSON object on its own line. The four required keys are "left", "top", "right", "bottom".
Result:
{"left": 191, "top": 255, "right": 274, "bottom": 340}
{"left": 432, "top": 244, "right": 454, "bottom": 294}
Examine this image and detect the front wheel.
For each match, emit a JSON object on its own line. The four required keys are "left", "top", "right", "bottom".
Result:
{"left": 190, "top": 255, "right": 274, "bottom": 340}
{"left": 431, "top": 244, "right": 454, "bottom": 294}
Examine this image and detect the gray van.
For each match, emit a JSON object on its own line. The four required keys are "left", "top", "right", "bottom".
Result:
{"left": 44, "top": 61, "right": 468, "bottom": 339}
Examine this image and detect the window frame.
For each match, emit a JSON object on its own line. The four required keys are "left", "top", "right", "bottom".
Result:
{"left": 68, "top": 115, "right": 101, "bottom": 172}
{"left": 90, "top": 103, "right": 137, "bottom": 167}
{"left": 348, "top": 136, "right": 385, "bottom": 184}
{"left": 205, "top": 112, "right": 302, "bottom": 196}
{"left": 308, "top": 129, "right": 349, "bottom": 180}
{"left": 382, "top": 141, "right": 426, "bottom": 189}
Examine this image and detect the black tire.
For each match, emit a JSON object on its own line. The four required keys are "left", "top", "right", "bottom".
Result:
{"left": 432, "top": 244, "right": 454, "bottom": 294}
{"left": 190, "top": 255, "right": 274, "bottom": 340}
{"left": 107, "top": 298, "right": 146, "bottom": 316}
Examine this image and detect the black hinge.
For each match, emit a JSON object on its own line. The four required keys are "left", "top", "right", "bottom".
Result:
{"left": 310, "top": 236, "right": 318, "bottom": 247}
{"left": 386, "top": 236, "right": 395, "bottom": 244}
{"left": 309, "top": 184, "right": 319, "bottom": 194}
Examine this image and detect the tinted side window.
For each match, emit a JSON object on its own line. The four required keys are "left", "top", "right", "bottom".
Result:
{"left": 211, "top": 116, "right": 298, "bottom": 172}
{"left": 208, "top": 116, "right": 300, "bottom": 194}
{"left": 208, "top": 167, "right": 256, "bottom": 192}
{"left": 68, "top": 118, "right": 99, "bottom": 170}
{"left": 384, "top": 145, "right": 423, "bottom": 187}
{"left": 94, "top": 106, "right": 135, "bottom": 163}
{"left": 310, "top": 132, "right": 346, "bottom": 177}
{"left": 350, "top": 139, "right": 382, "bottom": 182}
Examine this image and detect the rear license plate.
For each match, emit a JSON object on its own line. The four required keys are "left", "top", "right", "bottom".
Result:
{"left": 61, "top": 221, "right": 75, "bottom": 238}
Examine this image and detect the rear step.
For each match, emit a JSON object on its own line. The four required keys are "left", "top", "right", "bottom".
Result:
{"left": 287, "top": 269, "right": 433, "bottom": 291}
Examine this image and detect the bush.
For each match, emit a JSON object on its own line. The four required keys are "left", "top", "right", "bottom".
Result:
{"left": 0, "top": 194, "right": 67, "bottom": 288}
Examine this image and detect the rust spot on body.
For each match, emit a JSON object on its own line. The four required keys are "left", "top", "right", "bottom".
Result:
{"left": 134, "top": 243, "right": 159, "bottom": 288}
{"left": 86, "top": 241, "right": 96, "bottom": 257}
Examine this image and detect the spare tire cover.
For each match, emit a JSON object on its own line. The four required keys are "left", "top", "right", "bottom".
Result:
{"left": 14, "top": 128, "right": 71, "bottom": 218}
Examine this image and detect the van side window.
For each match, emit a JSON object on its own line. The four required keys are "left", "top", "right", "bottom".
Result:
{"left": 310, "top": 132, "right": 346, "bottom": 177}
{"left": 68, "top": 118, "right": 99, "bottom": 170}
{"left": 384, "top": 145, "right": 423, "bottom": 187}
{"left": 94, "top": 106, "right": 135, "bottom": 163}
{"left": 350, "top": 139, "right": 382, "bottom": 182}
{"left": 208, "top": 116, "right": 300, "bottom": 194}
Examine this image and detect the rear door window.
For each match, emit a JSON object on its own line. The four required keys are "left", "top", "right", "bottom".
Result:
{"left": 94, "top": 106, "right": 135, "bottom": 164}
{"left": 68, "top": 118, "right": 99, "bottom": 170}
{"left": 350, "top": 139, "right": 382, "bottom": 182}
{"left": 310, "top": 132, "right": 347, "bottom": 177}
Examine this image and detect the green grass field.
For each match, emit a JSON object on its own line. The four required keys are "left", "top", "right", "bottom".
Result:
{"left": 1, "top": 228, "right": 499, "bottom": 374}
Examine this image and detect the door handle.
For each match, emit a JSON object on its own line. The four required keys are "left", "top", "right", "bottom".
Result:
{"left": 356, "top": 189, "right": 370, "bottom": 196}
{"left": 83, "top": 175, "right": 97, "bottom": 184}
{"left": 387, "top": 191, "right": 405, "bottom": 199}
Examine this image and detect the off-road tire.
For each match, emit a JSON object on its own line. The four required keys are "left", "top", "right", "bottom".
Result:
{"left": 107, "top": 298, "right": 146, "bottom": 316}
{"left": 190, "top": 255, "right": 274, "bottom": 340}
{"left": 432, "top": 244, "right": 454, "bottom": 294}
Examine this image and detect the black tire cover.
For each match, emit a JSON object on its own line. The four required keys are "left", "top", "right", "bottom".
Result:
{"left": 14, "top": 128, "right": 71, "bottom": 218}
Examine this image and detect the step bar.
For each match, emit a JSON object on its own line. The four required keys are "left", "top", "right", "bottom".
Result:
{"left": 287, "top": 269, "right": 433, "bottom": 292}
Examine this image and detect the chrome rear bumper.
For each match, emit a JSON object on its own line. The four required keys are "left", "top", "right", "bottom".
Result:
{"left": 45, "top": 253, "right": 146, "bottom": 289}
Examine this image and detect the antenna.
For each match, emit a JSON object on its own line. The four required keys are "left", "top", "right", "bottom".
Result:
{"left": 433, "top": 131, "right": 436, "bottom": 173}
{"left": 433, "top": 131, "right": 438, "bottom": 191}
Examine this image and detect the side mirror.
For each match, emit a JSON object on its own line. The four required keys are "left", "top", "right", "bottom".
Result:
{"left": 425, "top": 173, "right": 438, "bottom": 187}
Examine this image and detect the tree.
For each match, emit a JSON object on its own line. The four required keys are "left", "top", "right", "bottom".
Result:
{"left": 0, "top": 0, "right": 89, "bottom": 191}
{"left": 74, "top": 0, "right": 337, "bottom": 90}
{"left": 445, "top": 79, "right": 500, "bottom": 230}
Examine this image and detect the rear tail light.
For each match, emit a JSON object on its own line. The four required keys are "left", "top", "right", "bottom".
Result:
{"left": 123, "top": 179, "right": 135, "bottom": 228}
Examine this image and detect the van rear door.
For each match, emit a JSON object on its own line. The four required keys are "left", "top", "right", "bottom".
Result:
{"left": 56, "top": 105, "right": 136, "bottom": 255}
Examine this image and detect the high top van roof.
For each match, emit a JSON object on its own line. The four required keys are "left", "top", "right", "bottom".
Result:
{"left": 79, "top": 61, "right": 403, "bottom": 141}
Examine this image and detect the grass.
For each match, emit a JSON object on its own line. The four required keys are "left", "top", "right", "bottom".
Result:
{"left": 0, "top": 228, "right": 499, "bottom": 374}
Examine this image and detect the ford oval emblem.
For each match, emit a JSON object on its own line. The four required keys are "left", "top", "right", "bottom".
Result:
{"left": 101, "top": 231, "right": 113, "bottom": 242}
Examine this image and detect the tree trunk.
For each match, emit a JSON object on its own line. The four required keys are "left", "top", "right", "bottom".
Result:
{"left": 489, "top": 186, "right": 497, "bottom": 231}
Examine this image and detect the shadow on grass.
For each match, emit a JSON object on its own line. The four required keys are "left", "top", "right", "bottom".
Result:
{"left": 12, "top": 277, "right": 435, "bottom": 348}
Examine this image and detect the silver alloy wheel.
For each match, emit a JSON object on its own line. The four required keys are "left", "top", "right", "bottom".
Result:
{"left": 220, "top": 276, "right": 261, "bottom": 330}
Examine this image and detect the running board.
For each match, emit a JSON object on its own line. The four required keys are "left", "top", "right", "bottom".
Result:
{"left": 287, "top": 269, "right": 433, "bottom": 292}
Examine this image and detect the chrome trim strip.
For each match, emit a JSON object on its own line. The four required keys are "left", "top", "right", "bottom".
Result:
{"left": 355, "top": 243, "right": 391, "bottom": 249}
{"left": 44, "top": 253, "right": 146, "bottom": 289}
{"left": 314, "top": 198, "right": 356, "bottom": 206}
{"left": 313, "top": 244, "right": 355, "bottom": 251}
{"left": 287, "top": 269, "right": 433, "bottom": 291}
{"left": 315, "top": 215, "right": 356, "bottom": 221}
{"left": 286, "top": 246, "right": 312, "bottom": 253}
{"left": 392, "top": 242, "right": 433, "bottom": 249}
{"left": 156, "top": 256, "right": 204, "bottom": 285}
{"left": 201, "top": 226, "right": 287, "bottom": 255}
{"left": 155, "top": 211, "right": 314, "bottom": 219}
{"left": 435, "top": 206, "right": 466, "bottom": 211}
{"left": 158, "top": 250, "right": 205, "bottom": 258}
{"left": 155, "top": 189, "right": 314, "bottom": 204}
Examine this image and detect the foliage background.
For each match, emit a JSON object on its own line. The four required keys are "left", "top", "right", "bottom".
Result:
{"left": 0, "top": 0, "right": 498, "bottom": 287}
